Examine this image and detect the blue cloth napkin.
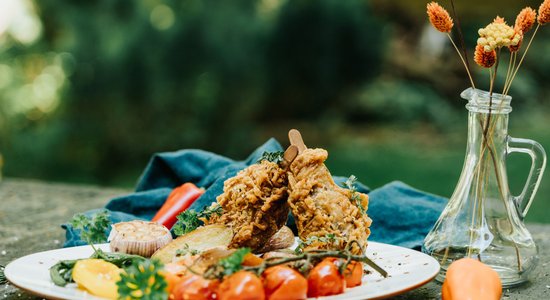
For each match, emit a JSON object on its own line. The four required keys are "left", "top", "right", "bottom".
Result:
{"left": 63, "top": 138, "right": 447, "bottom": 250}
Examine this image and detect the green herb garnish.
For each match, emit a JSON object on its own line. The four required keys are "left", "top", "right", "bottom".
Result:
{"left": 295, "top": 233, "right": 341, "bottom": 254}
{"left": 173, "top": 210, "right": 201, "bottom": 236}
{"left": 71, "top": 210, "right": 111, "bottom": 245}
{"left": 173, "top": 204, "right": 223, "bottom": 236}
{"left": 49, "top": 259, "right": 77, "bottom": 286}
{"left": 344, "top": 175, "right": 366, "bottom": 215}
{"left": 51, "top": 210, "right": 144, "bottom": 287}
{"left": 175, "top": 244, "right": 200, "bottom": 257}
{"left": 257, "top": 151, "right": 284, "bottom": 164}
{"left": 117, "top": 259, "right": 167, "bottom": 300}
{"left": 218, "top": 248, "right": 250, "bottom": 276}
{"left": 202, "top": 248, "right": 251, "bottom": 280}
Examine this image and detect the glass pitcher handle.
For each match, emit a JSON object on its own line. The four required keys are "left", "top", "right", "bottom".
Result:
{"left": 507, "top": 136, "right": 547, "bottom": 218}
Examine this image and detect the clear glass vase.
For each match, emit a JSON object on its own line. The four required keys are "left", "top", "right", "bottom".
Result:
{"left": 422, "top": 88, "right": 547, "bottom": 287}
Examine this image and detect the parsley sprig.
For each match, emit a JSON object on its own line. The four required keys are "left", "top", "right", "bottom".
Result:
{"left": 218, "top": 248, "right": 251, "bottom": 276}
{"left": 257, "top": 151, "right": 284, "bottom": 164}
{"left": 173, "top": 204, "right": 223, "bottom": 236}
{"left": 71, "top": 210, "right": 111, "bottom": 245}
{"left": 117, "top": 259, "right": 167, "bottom": 300}
{"left": 344, "top": 175, "right": 367, "bottom": 215}
{"left": 51, "top": 210, "right": 146, "bottom": 287}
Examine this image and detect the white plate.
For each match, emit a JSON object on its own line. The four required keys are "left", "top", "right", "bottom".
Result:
{"left": 5, "top": 242, "right": 439, "bottom": 300}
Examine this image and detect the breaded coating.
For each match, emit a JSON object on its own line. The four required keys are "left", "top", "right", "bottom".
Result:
{"left": 288, "top": 148, "right": 372, "bottom": 254}
{"left": 206, "top": 160, "right": 289, "bottom": 251}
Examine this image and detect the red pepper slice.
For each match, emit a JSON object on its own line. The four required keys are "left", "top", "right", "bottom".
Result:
{"left": 152, "top": 183, "right": 204, "bottom": 229}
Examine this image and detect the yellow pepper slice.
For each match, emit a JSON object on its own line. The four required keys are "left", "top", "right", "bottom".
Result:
{"left": 72, "top": 259, "right": 122, "bottom": 299}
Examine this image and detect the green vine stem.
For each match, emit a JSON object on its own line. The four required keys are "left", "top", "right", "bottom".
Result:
{"left": 202, "top": 241, "right": 388, "bottom": 280}
{"left": 242, "top": 250, "right": 387, "bottom": 279}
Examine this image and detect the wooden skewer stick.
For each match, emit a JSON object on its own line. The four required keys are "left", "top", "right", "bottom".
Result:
{"left": 288, "top": 129, "right": 307, "bottom": 153}
{"left": 283, "top": 145, "right": 299, "bottom": 167}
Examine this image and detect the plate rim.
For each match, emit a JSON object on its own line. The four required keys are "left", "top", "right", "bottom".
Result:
{"left": 5, "top": 241, "right": 440, "bottom": 300}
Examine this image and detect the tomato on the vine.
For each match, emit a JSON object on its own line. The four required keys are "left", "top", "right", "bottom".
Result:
{"left": 218, "top": 270, "right": 265, "bottom": 300}
{"left": 172, "top": 274, "right": 219, "bottom": 300}
{"left": 307, "top": 258, "right": 345, "bottom": 297}
{"left": 262, "top": 265, "right": 307, "bottom": 300}
{"left": 343, "top": 261, "right": 363, "bottom": 288}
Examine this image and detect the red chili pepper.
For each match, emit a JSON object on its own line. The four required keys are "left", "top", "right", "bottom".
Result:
{"left": 152, "top": 183, "right": 204, "bottom": 229}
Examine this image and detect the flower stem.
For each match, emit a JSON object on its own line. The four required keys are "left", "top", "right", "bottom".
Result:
{"left": 448, "top": 0, "right": 473, "bottom": 81}
{"left": 447, "top": 34, "right": 476, "bottom": 89}
{"left": 468, "top": 49, "right": 501, "bottom": 256}
{"left": 503, "top": 52, "right": 513, "bottom": 95}
{"left": 504, "top": 24, "right": 540, "bottom": 95}
{"left": 483, "top": 48, "right": 501, "bottom": 141}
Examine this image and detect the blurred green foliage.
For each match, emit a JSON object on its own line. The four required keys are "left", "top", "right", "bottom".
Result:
{"left": 0, "top": 0, "right": 385, "bottom": 184}
{"left": 0, "top": 0, "right": 549, "bottom": 223}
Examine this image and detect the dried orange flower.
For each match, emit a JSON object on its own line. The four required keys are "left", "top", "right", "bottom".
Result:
{"left": 494, "top": 16, "right": 505, "bottom": 24}
{"left": 539, "top": 0, "right": 550, "bottom": 25}
{"left": 427, "top": 2, "right": 454, "bottom": 33}
{"left": 515, "top": 7, "right": 537, "bottom": 33}
{"left": 474, "top": 44, "right": 497, "bottom": 68}
{"left": 477, "top": 18, "right": 519, "bottom": 51}
{"left": 508, "top": 30, "right": 523, "bottom": 52}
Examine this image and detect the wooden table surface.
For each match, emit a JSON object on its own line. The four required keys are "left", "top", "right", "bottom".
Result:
{"left": 1, "top": 178, "right": 549, "bottom": 299}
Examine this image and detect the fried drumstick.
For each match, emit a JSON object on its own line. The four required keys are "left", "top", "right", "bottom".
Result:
{"left": 287, "top": 131, "right": 371, "bottom": 255}
{"left": 206, "top": 147, "right": 298, "bottom": 251}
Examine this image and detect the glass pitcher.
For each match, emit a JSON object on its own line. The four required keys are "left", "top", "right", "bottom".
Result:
{"left": 422, "top": 88, "right": 546, "bottom": 287}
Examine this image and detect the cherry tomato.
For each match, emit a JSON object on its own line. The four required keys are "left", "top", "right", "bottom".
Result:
{"left": 172, "top": 274, "right": 219, "bottom": 300}
{"left": 307, "top": 258, "right": 345, "bottom": 297}
{"left": 343, "top": 261, "right": 363, "bottom": 288}
{"left": 218, "top": 271, "right": 265, "bottom": 300}
{"left": 160, "top": 270, "right": 182, "bottom": 294}
{"left": 262, "top": 265, "right": 307, "bottom": 300}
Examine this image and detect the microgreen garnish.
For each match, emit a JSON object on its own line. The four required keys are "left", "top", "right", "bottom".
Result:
{"left": 70, "top": 210, "right": 111, "bottom": 245}
{"left": 117, "top": 259, "right": 167, "bottom": 300}
{"left": 345, "top": 175, "right": 366, "bottom": 215}
{"left": 175, "top": 244, "right": 200, "bottom": 257}
{"left": 257, "top": 151, "right": 284, "bottom": 164}
{"left": 295, "top": 234, "right": 341, "bottom": 254}
{"left": 173, "top": 204, "right": 223, "bottom": 236}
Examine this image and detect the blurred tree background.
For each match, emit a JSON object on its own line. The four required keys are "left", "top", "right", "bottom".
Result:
{"left": 0, "top": 0, "right": 549, "bottom": 222}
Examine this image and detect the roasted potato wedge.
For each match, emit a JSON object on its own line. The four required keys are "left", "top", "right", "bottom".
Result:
{"left": 152, "top": 224, "right": 233, "bottom": 264}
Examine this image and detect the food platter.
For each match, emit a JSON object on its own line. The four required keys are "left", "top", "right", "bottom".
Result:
{"left": 5, "top": 241, "right": 439, "bottom": 300}
{"left": 6, "top": 130, "right": 441, "bottom": 299}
